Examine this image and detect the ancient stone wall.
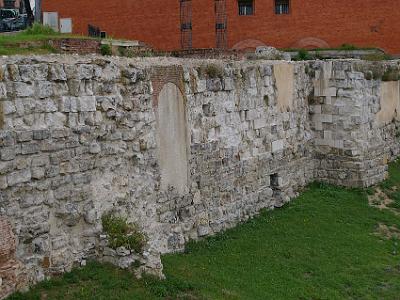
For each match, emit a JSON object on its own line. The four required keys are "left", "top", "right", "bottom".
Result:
{"left": 0, "top": 56, "right": 399, "bottom": 297}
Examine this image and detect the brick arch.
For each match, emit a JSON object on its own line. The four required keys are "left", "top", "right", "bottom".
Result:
{"left": 232, "top": 39, "right": 267, "bottom": 51}
{"left": 150, "top": 66, "right": 185, "bottom": 108}
{"left": 292, "top": 37, "right": 330, "bottom": 49}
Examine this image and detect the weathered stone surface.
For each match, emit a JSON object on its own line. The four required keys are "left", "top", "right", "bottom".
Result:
{"left": 0, "top": 217, "right": 24, "bottom": 300}
{"left": 1, "top": 56, "right": 400, "bottom": 298}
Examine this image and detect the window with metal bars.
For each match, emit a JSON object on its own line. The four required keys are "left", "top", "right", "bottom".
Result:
{"left": 238, "top": 0, "right": 254, "bottom": 16}
{"left": 275, "top": 0, "right": 290, "bottom": 14}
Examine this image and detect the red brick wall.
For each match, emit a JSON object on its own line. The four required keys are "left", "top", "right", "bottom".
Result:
{"left": 42, "top": 0, "right": 400, "bottom": 54}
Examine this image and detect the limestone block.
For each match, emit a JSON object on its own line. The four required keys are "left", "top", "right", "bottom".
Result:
{"left": 223, "top": 78, "right": 235, "bottom": 91}
{"left": 0, "top": 82, "right": 7, "bottom": 98}
{"left": 3, "top": 101, "right": 16, "bottom": 115}
{"left": 259, "top": 65, "right": 272, "bottom": 77}
{"left": 21, "top": 143, "right": 40, "bottom": 155}
{"left": 0, "top": 102, "right": 3, "bottom": 129}
{"left": 78, "top": 96, "right": 96, "bottom": 112}
{"left": 309, "top": 105, "right": 322, "bottom": 114}
{"left": 197, "top": 225, "right": 210, "bottom": 237}
{"left": 314, "top": 84, "right": 337, "bottom": 97}
{"left": 37, "top": 81, "right": 53, "bottom": 99}
{"left": 206, "top": 78, "right": 222, "bottom": 92}
{"left": 49, "top": 65, "right": 67, "bottom": 81}
{"left": 19, "top": 64, "right": 48, "bottom": 82}
{"left": 271, "top": 139, "right": 285, "bottom": 152}
{"left": 77, "top": 64, "right": 94, "bottom": 80}
{"left": 31, "top": 167, "right": 45, "bottom": 179}
{"left": 60, "top": 96, "right": 77, "bottom": 113}
{"left": 46, "top": 112, "right": 67, "bottom": 128}
{"left": 1, "top": 146, "right": 16, "bottom": 161}
{"left": 254, "top": 118, "right": 267, "bottom": 130}
{"left": 7, "top": 168, "right": 31, "bottom": 186}
{"left": 0, "top": 161, "right": 15, "bottom": 175}
{"left": 14, "top": 82, "right": 34, "bottom": 97}
{"left": 89, "top": 142, "right": 101, "bottom": 154}
{"left": 195, "top": 79, "right": 207, "bottom": 93}
{"left": 0, "top": 175, "right": 7, "bottom": 189}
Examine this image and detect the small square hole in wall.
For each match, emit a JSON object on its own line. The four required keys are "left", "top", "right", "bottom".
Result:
{"left": 271, "top": 173, "right": 280, "bottom": 188}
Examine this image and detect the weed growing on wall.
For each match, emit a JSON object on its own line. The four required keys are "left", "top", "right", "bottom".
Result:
{"left": 293, "top": 49, "right": 311, "bottom": 61}
{"left": 382, "top": 66, "right": 400, "bottom": 81}
{"left": 364, "top": 53, "right": 393, "bottom": 61}
{"left": 355, "top": 63, "right": 400, "bottom": 81}
{"left": 101, "top": 213, "right": 147, "bottom": 253}
{"left": 198, "top": 64, "right": 224, "bottom": 79}
{"left": 100, "top": 44, "right": 112, "bottom": 56}
{"left": 24, "top": 23, "right": 59, "bottom": 36}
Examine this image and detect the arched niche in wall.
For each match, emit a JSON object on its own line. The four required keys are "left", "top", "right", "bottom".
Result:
{"left": 292, "top": 37, "right": 330, "bottom": 49}
{"left": 232, "top": 39, "right": 267, "bottom": 52}
{"left": 156, "top": 82, "right": 189, "bottom": 195}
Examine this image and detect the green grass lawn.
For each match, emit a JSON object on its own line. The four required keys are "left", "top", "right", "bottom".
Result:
{"left": 0, "top": 23, "right": 93, "bottom": 55}
{"left": 8, "top": 162, "right": 400, "bottom": 300}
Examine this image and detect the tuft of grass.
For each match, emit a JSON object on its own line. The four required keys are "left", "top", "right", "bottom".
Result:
{"left": 24, "top": 23, "right": 59, "bottom": 36}
{"left": 198, "top": 64, "right": 224, "bottom": 79}
{"left": 102, "top": 213, "right": 147, "bottom": 253}
{"left": 340, "top": 43, "right": 357, "bottom": 50}
{"left": 379, "top": 160, "right": 400, "bottom": 211}
{"left": 100, "top": 43, "right": 112, "bottom": 56}
{"left": 382, "top": 66, "right": 400, "bottom": 82}
{"left": 294, "top": 49, "right": 311, "bottom": 61}
{"left": 364, "top": 53, "right": 393, "bottom": 61}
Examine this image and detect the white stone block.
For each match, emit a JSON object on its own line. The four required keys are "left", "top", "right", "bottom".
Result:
{"left": 78, "top": 96, "right": 96, "bottom": 112}
{"left": 272, "top": 139, "right": 284, "bottom": 152}
{"left": 254, "top": 118, "right": 267, "bottom": 129}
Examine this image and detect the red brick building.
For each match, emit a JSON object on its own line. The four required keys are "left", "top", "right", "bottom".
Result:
{"left": 42, "top": 0, "right": 400, "bottom": 54}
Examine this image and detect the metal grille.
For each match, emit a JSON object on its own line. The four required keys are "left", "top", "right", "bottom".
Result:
{"left": 238, "top": 0, "right": 254, "bottom": 16}
{"left": 275, "top": 0, "right": 290, "bottom": 14}
{"left": 215, "top": 0, "right": 227, "bottom": 49}
{"left": 180, "top": 0, "right": 192, "bottom": 50}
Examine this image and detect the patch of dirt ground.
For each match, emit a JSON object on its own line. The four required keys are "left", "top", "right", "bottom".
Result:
{"left": 368, "top": 187, "right": 399, "bottom": 215}
{"left": 375, "top": 223, "right": 400, "bottom": 240}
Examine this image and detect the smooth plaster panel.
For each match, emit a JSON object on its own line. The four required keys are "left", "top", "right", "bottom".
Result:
{"left": 274, "top": 63, "right": 294, "bottom": 112}
{"left": 156, "top": 83, "right": 189, "bottom": 195}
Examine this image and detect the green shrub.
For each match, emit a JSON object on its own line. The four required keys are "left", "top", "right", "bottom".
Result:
{"left": 364, "top": 53, "right": 392, "bottom": 61}
{"left": 142, "top": 274, "right": 195, "bottom": 298}
{"left": 294, "top": 49, "right": 311, "bottom": 61}
{"left": 101, "top": 213, "right": 147, "bottom": 253}
{"left": 24, "top": 23, "right": 58, "bottom": 35}
{"left": 198, "top": 64, "right": 224, "bottom": 79}
{"left": 100, "top": 44, "right": 112, "bottom": 56}
{"left": 382, "top": 66, "right": 400, "bottom": 82}
{"left": 340, "top": 43, "right": 357, "bottom": 50}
